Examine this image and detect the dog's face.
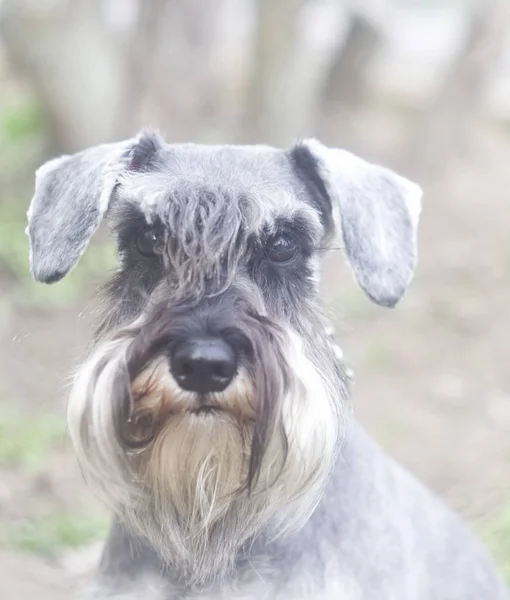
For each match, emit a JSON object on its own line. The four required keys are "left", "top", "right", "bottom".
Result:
{"left": 27, "top": 132, "right": 421, "bottom": 585}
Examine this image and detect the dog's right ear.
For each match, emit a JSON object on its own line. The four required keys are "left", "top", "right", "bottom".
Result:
{"left": 26, "top": 132, "right": 163, "bottom": 284}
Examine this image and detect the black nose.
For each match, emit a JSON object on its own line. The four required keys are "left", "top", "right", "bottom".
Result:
{"left": 169, "top": 337, "right": 237, "bottom": 393}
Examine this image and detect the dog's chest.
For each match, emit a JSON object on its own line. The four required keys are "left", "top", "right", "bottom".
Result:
{"left": 174, "top": 567, "right": 363, "bottom": 600}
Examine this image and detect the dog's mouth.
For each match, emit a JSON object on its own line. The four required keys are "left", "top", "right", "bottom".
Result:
{"left": 190, "top": 403, "right": 223, "bottom": 416}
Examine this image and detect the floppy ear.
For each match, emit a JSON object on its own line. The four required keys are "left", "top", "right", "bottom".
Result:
{"left": 296, "top": 139, "right": 422, "bottom": 308}
{"left": 26, "top": 132, "right": 163, "bottom": 283}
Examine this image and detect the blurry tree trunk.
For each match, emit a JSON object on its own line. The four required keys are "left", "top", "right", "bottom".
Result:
{"left": 315, "top": 0, "right": 395, "bottom": 148}
{"left": 0, "top": 0, "right": 127, "bottom": 152}
{"left": 0, "top": 0, "right": 226, "bottom": 152}
{"left": 403, "top": 0, "right": 510, "bottom": 181}
{"left": 239, "top": 0, "right": 307, "bottom": 146}
{"left": 127, "top": 0, "right": 226, "bottom": 142}
{"left": 318, "top": 12, "right": 381, "bottom": 144}
{"left": 116, "top": 0, "right": 163, "bottom": 139}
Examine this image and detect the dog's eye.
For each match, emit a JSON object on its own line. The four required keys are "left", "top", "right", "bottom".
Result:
{"left": 265, "top": 234, "right": 298, "bottom": 263}
{"left": 135, "top": 229, "right": 158, "bottom": 257}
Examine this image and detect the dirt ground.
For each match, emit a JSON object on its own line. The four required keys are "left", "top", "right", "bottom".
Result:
{"left": 1, "top": 124, "right": 510, "bottom": 597}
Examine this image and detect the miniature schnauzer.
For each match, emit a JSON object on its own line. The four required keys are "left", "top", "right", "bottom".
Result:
{"left": 26, "top": 132, "right": 508, "bottom": 599}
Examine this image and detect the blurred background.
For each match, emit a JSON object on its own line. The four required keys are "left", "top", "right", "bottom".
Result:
{"left": 0, "top": 0, "right": 510, "bottom": 597}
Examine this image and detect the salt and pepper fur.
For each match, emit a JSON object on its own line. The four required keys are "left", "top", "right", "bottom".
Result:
{"left": 27, "top": 132, "right": 508, "bottom": 599}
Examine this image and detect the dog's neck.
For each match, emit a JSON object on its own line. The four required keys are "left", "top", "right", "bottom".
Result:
{"left": 97, "top": 517, "right": 272, "bottom": 592}
{"left": 98, "top": 520, "right": 162, "bottom": 580}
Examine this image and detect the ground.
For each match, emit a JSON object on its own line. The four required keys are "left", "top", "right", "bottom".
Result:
{"left": 1, "top": 120, "right": 510, "bottom": 597}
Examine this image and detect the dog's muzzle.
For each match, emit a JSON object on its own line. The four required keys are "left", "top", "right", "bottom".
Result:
{"left": 112, "top": 298, "right": 274, "bottom": 449}
{"left": 67, "top": 291, "right": 341, "bottom": 579}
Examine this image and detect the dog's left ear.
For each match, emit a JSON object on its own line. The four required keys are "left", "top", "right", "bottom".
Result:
{"left": 27, "top": 132, "right": 162, "bottom": 283}
{"left": 294, "top": 139, "right": 422, "bottom": 307}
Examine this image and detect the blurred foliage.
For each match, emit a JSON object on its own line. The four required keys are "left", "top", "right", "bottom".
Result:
{"left": 0, "top": 404, "right": 66, "bottom": 472}
{"left": 0, "top": 95, "right": 44, "bottom": 142}
{"left": 0, "top": 92, "right": 46, "bottom": 174}
{"left": 0, "top": 513, "right": 108, "bottom": 558}
{"left": 480, "top": 507, "right": 510, "bottom": 584}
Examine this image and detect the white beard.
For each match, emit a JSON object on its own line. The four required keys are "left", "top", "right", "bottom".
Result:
{"left": 67, "top": 325, "right": 340, "bottom": 586}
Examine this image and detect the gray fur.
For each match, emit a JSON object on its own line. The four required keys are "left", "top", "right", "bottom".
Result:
{"left": 92, "top": 420, "right": 509, "bottom": 599}
{"left": 28, "top": 132, "right": 418, "bottom": 305}
{"left": 26, "top": 138, "right": 138, "bottom": 283}
{"left": 303, "top": 139, "right": 422, "bottom": 307}
{"left": 26, "top": 132, "right": 507, "bottom": 599}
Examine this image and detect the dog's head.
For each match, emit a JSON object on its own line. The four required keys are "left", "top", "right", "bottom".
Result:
{"left": 27, "top": 131, "right": 421, "bottom": 584}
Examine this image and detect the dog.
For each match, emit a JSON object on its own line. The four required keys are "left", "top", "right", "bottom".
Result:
{"left": 26, "top": 131, "right": 508, "bottom": 599}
